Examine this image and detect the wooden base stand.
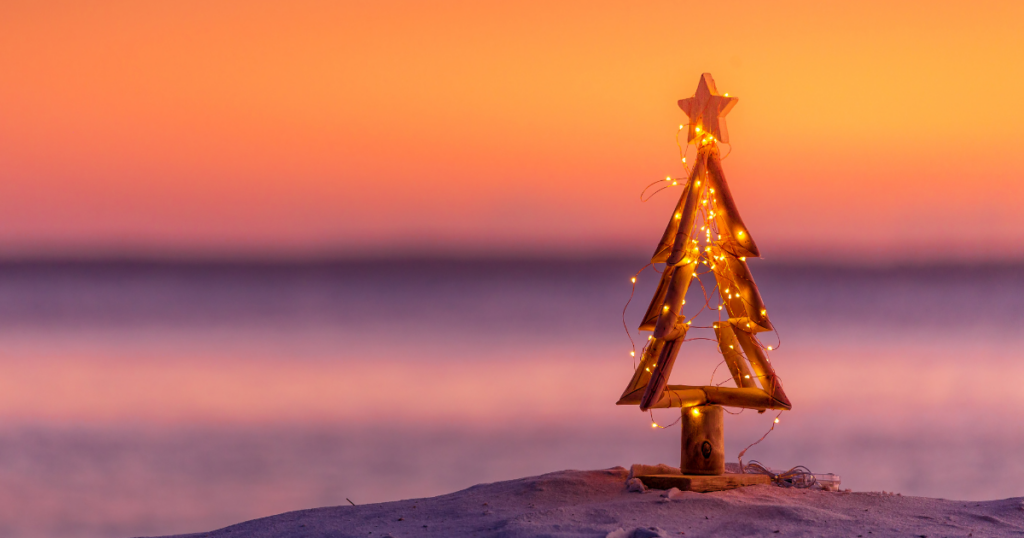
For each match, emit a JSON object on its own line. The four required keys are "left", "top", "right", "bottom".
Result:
{"left": 637, "top": 473, "right": 769, "bottom": 493}
{"left": 636, "top": 404, "right": 767, "bottom": 493}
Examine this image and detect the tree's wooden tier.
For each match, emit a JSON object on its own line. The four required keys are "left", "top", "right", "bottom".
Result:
{"left": 620, "top": 142, "right": 791, "bottom": 413}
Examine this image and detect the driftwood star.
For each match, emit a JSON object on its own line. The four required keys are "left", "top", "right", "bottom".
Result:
{"left": 678, "top": 73, "right": 738, "bottom": 144}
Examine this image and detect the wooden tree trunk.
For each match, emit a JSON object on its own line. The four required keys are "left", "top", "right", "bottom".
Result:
{"left": 681, "top": 405, "right": 724, "bottom": 475}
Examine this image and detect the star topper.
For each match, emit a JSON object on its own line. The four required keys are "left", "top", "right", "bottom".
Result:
{"left": 678, "top": 73, "right": 738, "bottom": 144}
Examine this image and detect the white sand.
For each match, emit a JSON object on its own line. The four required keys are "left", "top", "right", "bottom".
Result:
{"left": 152, "top": 467, "right": 1024, "bottom": 538}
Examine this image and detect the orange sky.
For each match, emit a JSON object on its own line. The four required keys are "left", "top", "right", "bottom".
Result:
{"left": 1, "top": 1, "right": 1022, "bottom": 260}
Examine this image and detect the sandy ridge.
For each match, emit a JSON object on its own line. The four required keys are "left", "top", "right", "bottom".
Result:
{"left": 149, "top": 468, "right": 1024, "bottom": 538}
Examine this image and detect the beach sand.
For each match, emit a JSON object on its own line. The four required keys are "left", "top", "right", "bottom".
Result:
{"left": 149, "top": 467, "right": 1024, "bottom": 538}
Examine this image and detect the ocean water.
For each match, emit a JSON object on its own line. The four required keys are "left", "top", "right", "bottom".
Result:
{"left": 0, "top": 259, "right": 1021, "bottom": 538}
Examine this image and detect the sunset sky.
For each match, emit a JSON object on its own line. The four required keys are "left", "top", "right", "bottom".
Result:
{"left": 1, "top": 1, "right": 1022, "bottom": 260}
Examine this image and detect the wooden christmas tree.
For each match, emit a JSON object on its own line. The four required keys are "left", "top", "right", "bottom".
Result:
{"left": 617, "top": 73, "right": 791, "bottom": 479}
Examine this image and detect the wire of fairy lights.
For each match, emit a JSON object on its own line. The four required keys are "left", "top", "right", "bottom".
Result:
{"left": 625, "top": 123, "right": 788, "bottom": 456}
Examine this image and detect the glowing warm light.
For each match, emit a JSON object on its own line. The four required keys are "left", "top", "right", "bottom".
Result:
{"left": 691, "top": 407, "right": 700, "bottom": 417}
{"left": 666, "top": 176, "right": 672, "bottom": 181}
{"left": 740, "top": 257, "right": 746, "bottom": 261}
{"left": 695, "top": 126, "right": 701, "bottom": 132}
{"left": 630, "top": 351, "right": 635, "bottom": 357}
{"left": 744, "top": 374, "right": 750, "bottom": 379}
{"left": 724, "top": 93, "right": 729, "bottom": 97}
{"left": 767, "top": 346, "right": 773, "bottom": 351}
{"left": 774, "top": 418, "right": 780, "bottom": 424}
{"left": 737, "top": 230, "right": 745, "bottom": 237}
{"left": 663, "top": 305, "right": 670, "bottom": 312}
{"left": 652, "top": 422, "right": 658, "bottom": 428}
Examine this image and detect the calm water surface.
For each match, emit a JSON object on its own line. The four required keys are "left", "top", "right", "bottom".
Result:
{"left": 0, "top": 259, "right": 1021, "bottom": 538}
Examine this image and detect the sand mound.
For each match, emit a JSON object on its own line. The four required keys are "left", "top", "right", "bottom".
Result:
{"left": 149, "top": 468, "right": 1024, "bottom": 538}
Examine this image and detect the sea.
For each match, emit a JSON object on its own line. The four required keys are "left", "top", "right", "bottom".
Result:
{"left": 0, "top": 258, "right": 1021, "bottom": 538}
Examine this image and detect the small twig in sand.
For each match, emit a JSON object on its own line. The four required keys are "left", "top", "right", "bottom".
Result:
{"left": 346, "top": 498, "right": 356, "bottom": 506}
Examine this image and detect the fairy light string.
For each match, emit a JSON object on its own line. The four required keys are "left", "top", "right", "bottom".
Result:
{"left": 625, "top": 101, "right": 788, "bottom": 463}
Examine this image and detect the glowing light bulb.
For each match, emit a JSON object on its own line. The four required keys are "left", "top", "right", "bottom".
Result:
{"left": 630, "top": 351, "right": 636, "bottom": 357}
{"left": 652, "top": 422, "right": 658, "bottom": 428}
{"left": 724, "top": 93, "right": 729, "bottom": 97}
{"left": 666, "top": 176, "right": 672, "bottom": 181}
{"left": 695, "top": 181, "right": 700, "bottom": 186}
{"left": 679, "top": 124, "right": 684, "bottom": 129}
{"left": 744, "top": 374, "right": 750, "bottom": 379}
{"left": 672, "top": 181, "right": 678, "bottom": 186}
{"left": 737, "top": 230, "right": 745, "bottom": 237}
{"left": 695, "top": 126, "right": 702, "bottom": 132}
{"left": 691, "top": 408, "right": 700, "bottom": 417}
{"left": 718, "top": 305, "right": 723, "bottom": 310}
{"left": 682, "top": 157, "right": 687, "bottom": 163}
{"left": 681, "top": 300, "right": 686, "bottom": 305}
{"left": 774, "top": 418, "right": 780, "bottom": 424}
{"left": 729, "top": 345, "right": 734, "bottom": 349}
{"left": 767, "top": 346, "right": 773, "bottom": 351}
{"left": 740, "top": 257, "right": 746, "bottom": 261}
{"left": 631, "top": 277, "right": 636, "bottom": 283}
{"left": 663, "top": 305, "right": 670, "bottom": 312}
